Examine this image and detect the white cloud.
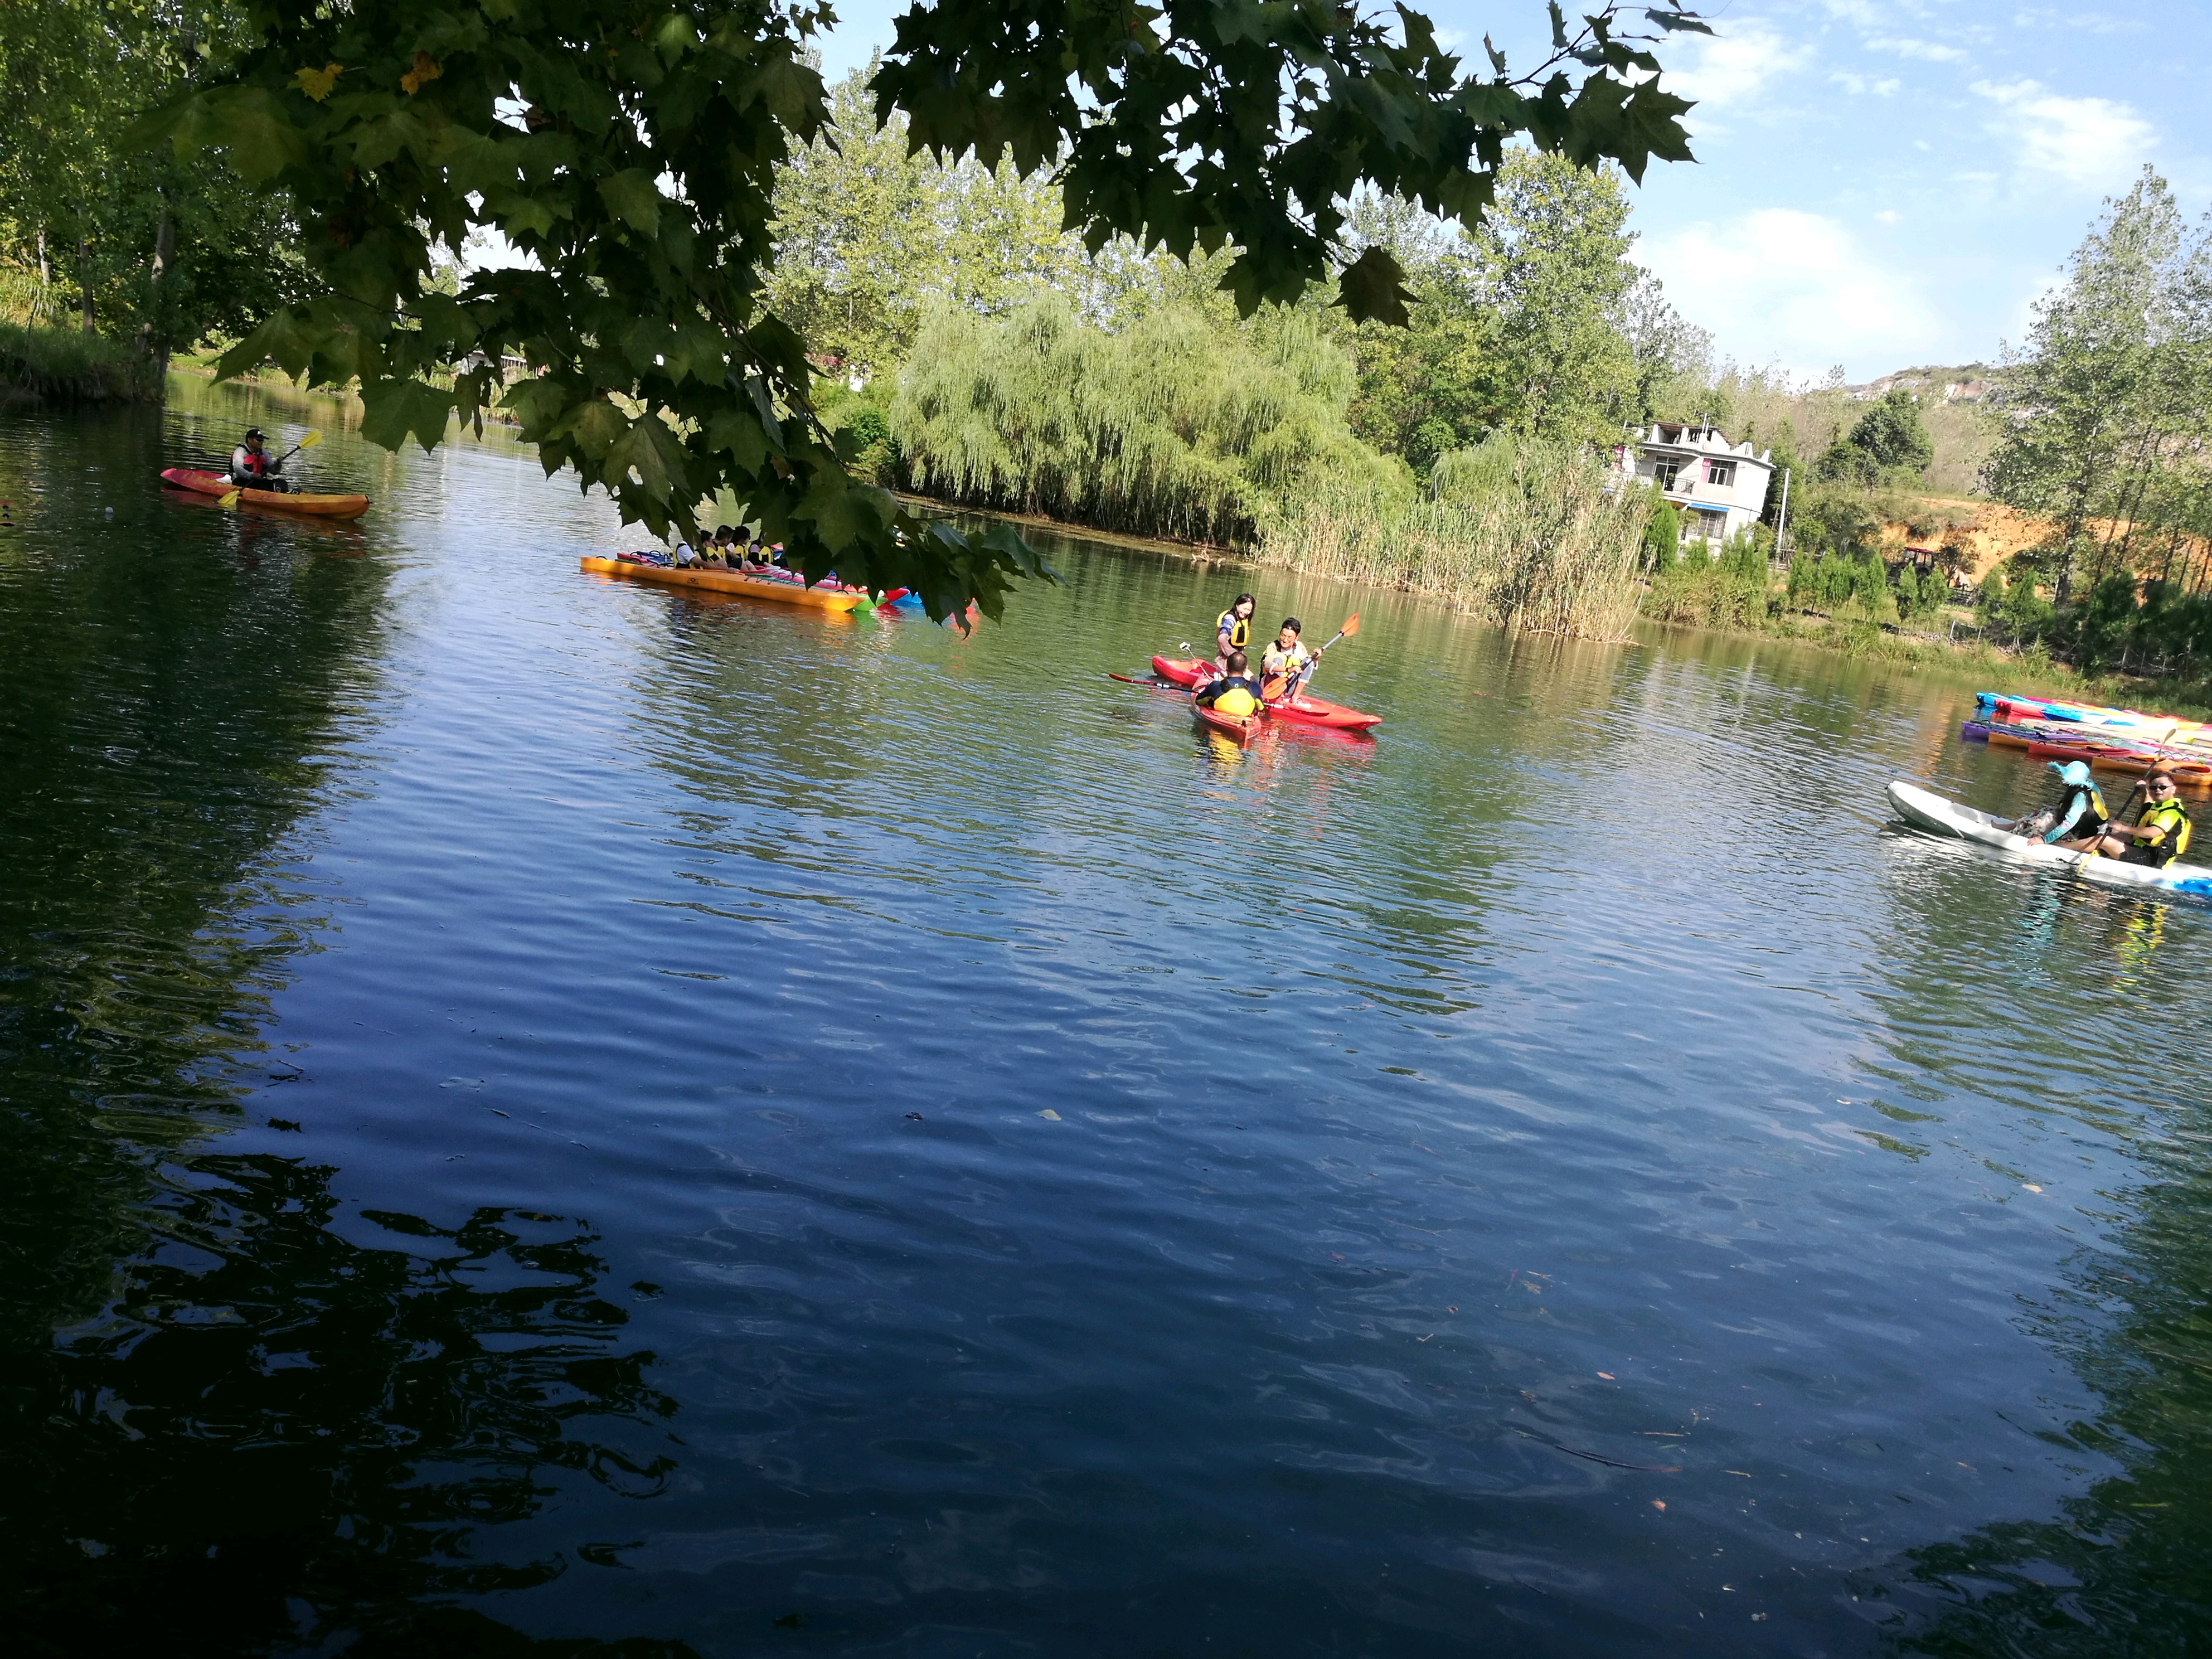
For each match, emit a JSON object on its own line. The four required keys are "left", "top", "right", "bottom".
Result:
{"left": 1972, "top": 78, "right": 2155, "bottom": 186}
{"left": 1638, "top": 210, "right": 1946, "bottom": 379}
{"left": 1669, "top": 20, "right": 1813, "bottom": 119}
{"left": 1875, "top": 208, "right": 1902, "bottom": 225}
{"left": 1831, "top": 71, "right": 1902, "bottom": 96}
{"left": 1866, "top": 35, "right": 1970, "bottom": 62}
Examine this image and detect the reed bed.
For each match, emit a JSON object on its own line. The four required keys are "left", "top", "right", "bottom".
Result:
{"left": 1255, "top": 441, "right": 1651, "bottom": 640}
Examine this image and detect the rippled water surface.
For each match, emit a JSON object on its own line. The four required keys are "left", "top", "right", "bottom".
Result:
{"left": 3, "top": 380, "right": 2209, "bottom": 1657}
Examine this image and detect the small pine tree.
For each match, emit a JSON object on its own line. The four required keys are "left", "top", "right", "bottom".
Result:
{"left": 1644, "top": 498, "right": 1681, "bottom": 570}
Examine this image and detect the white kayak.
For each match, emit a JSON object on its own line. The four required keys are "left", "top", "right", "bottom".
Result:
{"left": 1886, "top": 779, "right": 2212, "bottom": 899}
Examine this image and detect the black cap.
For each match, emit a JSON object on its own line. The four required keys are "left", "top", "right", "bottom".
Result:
{"left": 244, "top": 428, "right": 266, "bottom": 440}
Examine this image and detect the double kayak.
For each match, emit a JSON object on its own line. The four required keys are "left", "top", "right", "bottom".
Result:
{"left": 1886, "top": 779, "right": 2212, "bottom": 898}
{"left": 158, "top": 467, "right": 369, "bottom": 520}
{"left": 1148, "top": 657, "right": 1381, "bottom": 731}
{"left": 580, "top": 556, "right": 875, "bottom": 612}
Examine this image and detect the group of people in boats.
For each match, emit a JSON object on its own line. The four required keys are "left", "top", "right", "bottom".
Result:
{"left": 2026, "top": 759, "right": 2195, "bottom": 868}
{"left": 1194, "top": 593, "right": 1317, "bottom": 719}
{"left": 673, "top": 527, "right": 790, "bottom": 573}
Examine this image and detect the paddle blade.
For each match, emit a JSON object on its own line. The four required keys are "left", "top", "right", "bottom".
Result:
{"left": 297, "top": 430, "right": 324, "bottom": 448}
{"left": 218, "top": 490, "right": 241, "bottom": 508}
{"left": 1340, "top": 613, "right": 1360, "bottom": 638}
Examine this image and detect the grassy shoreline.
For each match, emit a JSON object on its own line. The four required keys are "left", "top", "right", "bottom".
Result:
{"left": 0, "top": 323, "right": 161, "bottom": 405}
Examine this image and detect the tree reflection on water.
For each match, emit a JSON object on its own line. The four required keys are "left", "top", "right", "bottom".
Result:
{"left": 4, "top": 1152, "right": 692, "bottom": 1656}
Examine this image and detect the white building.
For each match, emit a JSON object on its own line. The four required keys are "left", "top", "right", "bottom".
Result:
{"left": 1612, "top": 422, "right": 1777, "bottom": 551}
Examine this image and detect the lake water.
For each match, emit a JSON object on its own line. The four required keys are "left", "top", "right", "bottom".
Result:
{"left": 2, "top": 377, "right": 2207, "bottom": 1657}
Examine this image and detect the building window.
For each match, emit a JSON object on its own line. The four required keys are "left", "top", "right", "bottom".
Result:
{"left": 1695, "top": 508, "right": 1728, "bottom": 541}
{"left": 1706, "top": 460, "right": 1735, "bottom": 488}
{"left": 1653, "top": 459, "right": 1683, "bottom": 490}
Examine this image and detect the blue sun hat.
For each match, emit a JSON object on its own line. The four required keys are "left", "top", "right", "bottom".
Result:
{"left": 2046, "top": 760, "right": 2092, "bottom": 785}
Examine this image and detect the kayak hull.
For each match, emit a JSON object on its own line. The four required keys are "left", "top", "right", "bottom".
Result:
{"left": 1193, "top": 701, "right": 1263, "bottom": 744}
{"left": 1149, "top": 656, "right": 1380, "bottom": 730}
{"left": 580, "top": 556, "right": 870, "bottom": 612}
{"left": 159, "top": 467, "right": 367, "bottom": 519}
{"left": 1886, "top": 779, "right": 2212, "bottom": 896}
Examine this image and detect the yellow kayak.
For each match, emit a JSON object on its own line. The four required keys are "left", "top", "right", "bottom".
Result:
{"left": 579, "top": 557, "right": 870, "bottom": 612}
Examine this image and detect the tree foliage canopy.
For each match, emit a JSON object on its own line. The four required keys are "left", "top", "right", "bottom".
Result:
{"left": 138, "top": 0, "right": 1707, "bottom": 619}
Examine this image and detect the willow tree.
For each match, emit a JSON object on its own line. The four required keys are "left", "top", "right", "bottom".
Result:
{"left": 138, "top": 0, "right": 1707, "bottom": 618}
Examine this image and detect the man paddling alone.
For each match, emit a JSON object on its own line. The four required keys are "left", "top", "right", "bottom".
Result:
{"left": 224, "top": 428, "right": 288, "bottom": 493}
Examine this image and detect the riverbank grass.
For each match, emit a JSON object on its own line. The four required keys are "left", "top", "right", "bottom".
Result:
{"left": 1, "top": 322, "right": 159, "bottom": 405}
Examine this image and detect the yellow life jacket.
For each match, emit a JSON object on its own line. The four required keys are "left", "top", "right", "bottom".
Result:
{"left": 1217, "top": 608, "right": 1250, "bottom": 651}
{"left": 1212, "top": 686, "right": 1258, "bottom": 717}
{"left": 2138, "top": 799, "right": 2192, "bottom": 866}
{"left": 1263, "top": 642, "right": 1310, "bottom": 683}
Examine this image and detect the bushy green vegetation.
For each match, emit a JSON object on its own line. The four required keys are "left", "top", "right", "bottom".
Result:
{"left": 1984, "top": 168, "right": 2212, "bottom": 608}
{"left": 892, "top": 298, "right": 1399, "bottom": 547}
{"left": 1263, "top": 437, "right": 1649, "bottom": 637}
{"left": 1, "top": 1, "right": 308, "bottom": 390}
{"left": 0, "top": 322, "right": 159, "bottom": 402}
{"left": 774, "top": 69, "right": 1692, "bottom": 636}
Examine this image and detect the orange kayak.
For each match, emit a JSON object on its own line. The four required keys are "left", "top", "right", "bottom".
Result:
{"left": 579, "top": 556, "right": 871, "bottom": 612}
{"left": 158, "top": 467, "right": 368, "bottom": 519}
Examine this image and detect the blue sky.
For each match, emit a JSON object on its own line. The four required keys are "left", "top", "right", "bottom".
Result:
{"left": 815, "top": 1, "right": 2206, "bottom": 383}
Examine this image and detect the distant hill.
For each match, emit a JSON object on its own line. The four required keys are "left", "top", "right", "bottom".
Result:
{"left": 1845, "top": 365, "right": 1996, "bottom": 405}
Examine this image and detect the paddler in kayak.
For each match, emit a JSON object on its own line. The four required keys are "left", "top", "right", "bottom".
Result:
{"left": 1194, "top": 650, "right": 1265, "bottom": 719}
{"left": 1260, "top": 617, "right": 1312, "bottom": 697}
{"left": 2091, "top": 764, "right": 2194, "bottom": 866}
{"left": 223, "top": 428, "right": 288, "bottom": 493}
{"left": 1215, "top": 593, "right": 1257, "bottom": 672}
{"left": 2016, "top": 760, "right": 2109, "bottom": 849}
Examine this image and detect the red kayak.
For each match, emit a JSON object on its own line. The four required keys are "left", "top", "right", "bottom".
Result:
{"left": 1192, "top": 700, "right": 1264, "bottom": 744}
{"left": 1150, "top": 657, "right": 1380, "bottom": 731}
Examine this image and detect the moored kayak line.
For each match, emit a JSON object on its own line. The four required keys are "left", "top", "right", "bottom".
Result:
{"left": 1886, "top": 779, "right": 2212, "bottom": 898}
{"left": 158, "top": 467, "right": 369, "bottom": 520}
{"left": 580, "top": 556, "right": 872, "bottom": 612}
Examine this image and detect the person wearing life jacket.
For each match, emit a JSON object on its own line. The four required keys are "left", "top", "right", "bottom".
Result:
{"left": 2094, "top": 764, "right": 2192, "bottom": 866}
{"left": 1260, "top": 617, "right": 1311, "bottom": 696}
{"left": 224, "top": 428, "right": 287, "bottom": 492}
{"left": 2036, "top": 760, "right": 2109, "bottom": 849}
{"left": 1195, "top": 649, "right": 1264, "bottom": 719}
{"left": 1215, "top": 593, "right": 1257, "bottom": 671}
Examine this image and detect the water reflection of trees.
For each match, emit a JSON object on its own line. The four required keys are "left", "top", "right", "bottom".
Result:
{"left": 0, "top": 407, "right": 690, "bottom": 1656}
{"left": 7, "top": 1168, "right": 687, "bottom": 1656}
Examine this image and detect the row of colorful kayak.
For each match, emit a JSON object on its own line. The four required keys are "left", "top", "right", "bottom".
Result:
{"left": 580, "top": 555, "right": 921, "bottom": 613}
{"left": 1974, "top": 690, "right": 2212, "bottom": 748}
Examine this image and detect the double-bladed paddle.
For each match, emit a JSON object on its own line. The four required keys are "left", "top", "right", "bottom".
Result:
{"left": 219, "top": 429, "right": 323, "bottom": 507}
{"left": 1262, "top": 613, "right": 1359, "bottom": 702}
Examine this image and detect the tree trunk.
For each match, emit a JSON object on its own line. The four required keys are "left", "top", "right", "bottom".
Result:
{"left": 36, "top": 227, "right": 49, "bottom": 287}
{"left": 79, "top": 238, "right": 94, "bottom": 334}
{"left": 139, "top": 198, "right": 176, "bottom": 375}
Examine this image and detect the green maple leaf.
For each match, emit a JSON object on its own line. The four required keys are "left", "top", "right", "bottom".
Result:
{"left": 1333, "top": 246, "right": 1417, "bottom": 327}
{"left": 360, "top": 378, "right": 456, "bottom": 453}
